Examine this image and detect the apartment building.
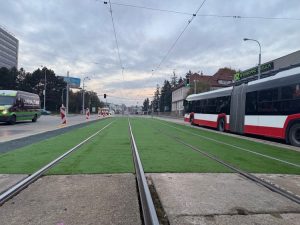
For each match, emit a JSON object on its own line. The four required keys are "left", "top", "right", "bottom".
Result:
{"left": 0, "top": 26, "right": 19, "bottom": 69}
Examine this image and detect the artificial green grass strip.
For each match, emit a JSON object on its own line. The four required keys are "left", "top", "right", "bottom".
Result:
{"left": 149, "top": 118, "right": 300, "bottom": 174}
{"left": 156, "top": 119, "right": 300, "bottom": 165}
{"left": 48, "top": 119, "right": 134, "bottom": 174}
{"left": 0, "top": 119, "right": 115, "bottom": 173}
{"left": 1, "top": 117, "right": 299, "bottom": 175}
{"left": 130, "top": 118, "right": 230, "bottom": 173}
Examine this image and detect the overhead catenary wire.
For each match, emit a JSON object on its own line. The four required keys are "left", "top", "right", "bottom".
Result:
{"left": 136, "top": 0, "right": 207, "bottom": 101}
{"left": 105, "top": 0, "right": 125, "bottom": 81}
{"left": 106, "top": 1, "right": 300, "bottom": 21}
{"left": 153, "top": 0, "right": 207, "bottom": 75}
{"left": 98, "top": 94, "right": 149, "bottom": 101}
{"left": 108, "top": 1, "right": 192, "bottom": 16}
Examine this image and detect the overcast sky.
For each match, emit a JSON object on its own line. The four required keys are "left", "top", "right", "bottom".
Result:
{"left": 0, "top": 0, "right": 299, "bottom": 105}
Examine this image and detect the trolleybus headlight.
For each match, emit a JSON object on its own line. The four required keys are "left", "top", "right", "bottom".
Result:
{"left": 2, "top": 109, "right": 8, "bottom": 115}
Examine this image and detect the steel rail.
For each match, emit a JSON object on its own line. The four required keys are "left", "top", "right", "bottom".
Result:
{"left": 157, "top": 128, "right": 300, "bottom": 205}
{"left": 128, "top": 119, "right": 159, "bottom": 225}
{"left": 0, "top": 120, "right": 114, "bottom": 206}
{"left": 156, "top": 119, "right": 300, "bottom": 168}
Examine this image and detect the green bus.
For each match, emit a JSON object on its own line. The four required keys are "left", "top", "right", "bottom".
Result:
{"left": 0, "top": 90, "right": 41, "bottom": 124}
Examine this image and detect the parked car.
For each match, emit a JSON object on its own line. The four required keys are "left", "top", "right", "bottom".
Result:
{"left": 40, "top": 109, "right": 51, "bottom": 115}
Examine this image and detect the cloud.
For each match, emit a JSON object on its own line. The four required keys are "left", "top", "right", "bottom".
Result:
{"left": 0, "top": 0, "right": 299, "bottom": 105}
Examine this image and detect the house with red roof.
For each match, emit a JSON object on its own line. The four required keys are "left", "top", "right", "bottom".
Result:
{"left": 171, "top": 68, "right": 236, "bottom": 116}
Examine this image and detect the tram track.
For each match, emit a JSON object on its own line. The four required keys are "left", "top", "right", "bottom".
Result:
{"left": 128, "top": 118, "right": 160, "bottom": 225}
{"left": 0, "top": 118, "right": 161, "bottom": 225}
{"left": 150, "top": 123, "right": 300, "bottom": 205}
{"left": 2, "top": 116, "right": 298, "bottom": 224}
{"left": 0, "top": 120, "right": 115, "bottom": 205}
{"left": 156, "top": 119, "right": 300, "bottom": 168}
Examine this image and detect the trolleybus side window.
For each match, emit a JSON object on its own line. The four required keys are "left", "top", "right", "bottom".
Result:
{"left": 195, "top": 100, "right": 200, "bottom": 113}
{"left": 246, "top": 91, "right": 257, "bottom": 115}
{"left": 189, "top": 96, "right": 231, "bottom": 114}
{"left": 281, "top": 84, "right": 300, "bottom": 115}
{"left": 282, "top": 84, "right": 300, "bottom": 100}
{"left": 258, "top": 88, "right": 279, "bottom": 114}
{"left": 216, "top": 96, "right": 230, "bottom": 114}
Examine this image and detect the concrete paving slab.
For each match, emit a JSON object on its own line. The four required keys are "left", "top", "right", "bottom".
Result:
{"left": 0, "top": 174, "right": 27, "bottom": 193}
{"left": 171, "top": 213, "right": 300, "bottom": 225}
{"left": 256, "top": 174, "right": 300, "bottom": 197}
{"left": 0, "top": 174, "right": 141, "bottom": 225}
{"left": 149, "top": 173, "right": 300, "bottom": 225}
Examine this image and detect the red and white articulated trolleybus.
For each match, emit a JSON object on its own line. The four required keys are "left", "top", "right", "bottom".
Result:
{"left": 184, "top": 68, "right": 300, "bottom": 146}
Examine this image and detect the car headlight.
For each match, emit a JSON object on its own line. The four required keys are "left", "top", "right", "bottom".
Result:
{"left": 2, "top": 109, "right": 8, "bottom": 115}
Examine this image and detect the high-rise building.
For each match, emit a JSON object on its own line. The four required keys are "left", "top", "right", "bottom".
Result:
{"left": 0, "top": 26, "right": 19, "bottom": 69}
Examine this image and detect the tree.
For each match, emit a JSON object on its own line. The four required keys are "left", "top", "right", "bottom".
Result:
{"left": 153, "top": 84, "right": 160, "bottom": 112}
{"left": 142, "top": 98, "right": 150, "bottom": 113}
{"left": 178, "top": 76, "right": 183, "bottom": 85}
{"left": 0, "top": 67, "right": 18, "bottom": 89}
{"left": 0, "top": 66, "right": 105, "bottom": 113}
{"left": 187, "top": 80, "right": 210, "bottom": 96}
{"left": 20, "top": 67, "right": 66, "bottom": 111}
{"left": 159, "top": 80, "right": 172, "bottom": 112}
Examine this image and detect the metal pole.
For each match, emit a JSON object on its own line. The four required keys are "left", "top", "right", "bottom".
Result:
{"left": 194, "top": 80, "right": 196, "bottom": 94}
{"left": 61, "top": 89, "right": 64, "bottom": 105}
{"left": 44, "top": 69, "right": 46, "bottom": 110}
{"left": 258, "top": 44, "right": 261, "bottom": 79}
{"left": 66, "top": 71, "right": 69, "bottom": 115}
{"left": 243, "top": 38, "right": 262, "bottom": 79}
{"left": 82, "top": 81, "right": 85, "bottom": 114}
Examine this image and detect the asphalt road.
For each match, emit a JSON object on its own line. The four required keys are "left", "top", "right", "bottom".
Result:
{"left": 0, "top": 114, "right": 107, "bottom": 153}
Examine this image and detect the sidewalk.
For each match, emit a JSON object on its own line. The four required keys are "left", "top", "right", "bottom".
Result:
{"left": 0, "top": 114, "right": 104, "bottom": 143}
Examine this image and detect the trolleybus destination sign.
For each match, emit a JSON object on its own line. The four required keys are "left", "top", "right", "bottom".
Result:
{"left": 234, "top": 61, "right": 274, "bottom": 81}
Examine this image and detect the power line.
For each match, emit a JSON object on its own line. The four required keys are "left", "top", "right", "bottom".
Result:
{"left": 108, "top": 2, "right": 193, "bottom": 16}
{"left": 136, "top": 1, "right": 207, "bottom": 101}
{"left": 135, "top": 1, "right": 207, "bottom": 100}
{"left": 105, "top": 0, "right": 125, "bottom": 80}
{"left": 151, "top": 0, "right": 207, "bottom": 77}
{"left": 98, "top": 94, "right": 146, "bottom": 101}
{"left": 197, "top": 14, "right": 300, "bottom": 21}
{"left": 106, "top": 1, "right": 300, "bottom": 21}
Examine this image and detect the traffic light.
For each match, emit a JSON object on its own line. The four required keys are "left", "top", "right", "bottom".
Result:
{"left": 104, "top": 94, "right": 107, "bottom": 98}
{"left": 185, "top": 78, "right": 190, "bottom": 87}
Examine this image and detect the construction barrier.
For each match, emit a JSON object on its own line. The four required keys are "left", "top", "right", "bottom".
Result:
{"left": 98, "top": 107, "right": 101, "bottom": 119}
{"left": 60, "top": 104, "right": 67, "bottom": 125}
{"left": 86, "top": 108, "right": 90, "bottom": 120}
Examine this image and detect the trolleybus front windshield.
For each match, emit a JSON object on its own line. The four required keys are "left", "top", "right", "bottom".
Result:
{"left": 0, "top": 96, "right": 15, "bottom": 105}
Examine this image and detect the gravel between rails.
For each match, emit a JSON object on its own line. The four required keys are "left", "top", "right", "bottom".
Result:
{"left": 0, "top": 119, "right": 105, "bottom": 154}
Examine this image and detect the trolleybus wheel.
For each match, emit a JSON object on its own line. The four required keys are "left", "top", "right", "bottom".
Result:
{"left": 32, "top": 114, "right": 38, "bottom": 122}
{"left": 217, "top": 118, "right": 225, "bottom": 132}
{"left": 190, "top": 116, "right": 194, "bottom": 125}
{"left": 9, "top": 115, "right": 16, "bottom": 125}
{"left": 289, "top": 123, "right": 300, "bottom": 147}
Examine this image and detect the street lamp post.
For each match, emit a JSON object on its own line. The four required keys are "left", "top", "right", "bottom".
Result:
{"left": 61, "top": 88, "right": 66, "bottom": 105}
{"left": 82, "top": 77, "right": 90, "bottom": 114}
{"left": 66, "top": 71, "right": 69, "bottom": 114}
{"left": 243, "top": 38, "right": 262, "bottom": 79}
{"left": 194, "top": 79, "right": 197, "bottom": 94}
{"left": 41, "top": 66, "right": 47, "bottom": 110}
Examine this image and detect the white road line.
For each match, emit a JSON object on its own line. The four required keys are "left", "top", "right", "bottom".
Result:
{"left": 156, "top": 120, "right": 300, "bottom": 168}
